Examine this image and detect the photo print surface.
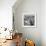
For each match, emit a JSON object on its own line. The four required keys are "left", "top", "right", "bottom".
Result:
{"left": 23, "top": 14, "right": 36, "bottom": 27}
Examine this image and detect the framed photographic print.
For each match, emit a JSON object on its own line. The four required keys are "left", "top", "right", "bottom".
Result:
{"left": 22, "top": 13, "right": 36, "bottom": 27}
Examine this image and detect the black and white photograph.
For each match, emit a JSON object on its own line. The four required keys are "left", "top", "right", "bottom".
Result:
{"left": 22, "top": 14, "right": 36, "bottom": 27}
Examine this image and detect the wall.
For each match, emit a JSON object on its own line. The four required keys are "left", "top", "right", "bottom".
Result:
{"left": 13, "top": 0, "right": 42, "bottom": 46}
{"left": 0, "top": 0, "right": 16, "bottom": 30}
{"left": 41, "top": 0, "right": 46, "bottom": 46}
